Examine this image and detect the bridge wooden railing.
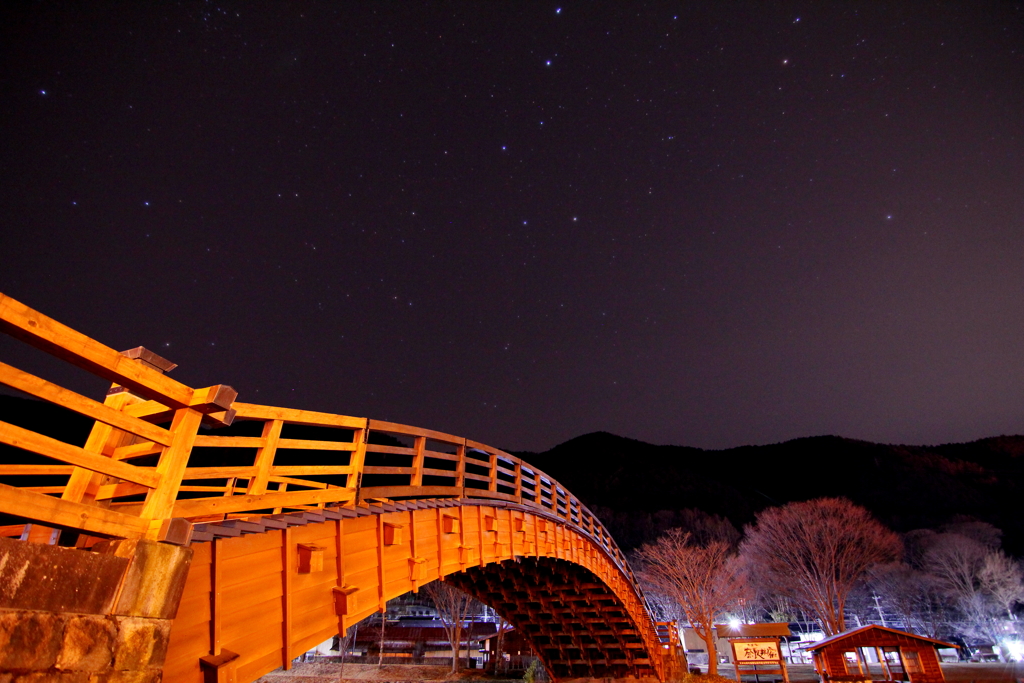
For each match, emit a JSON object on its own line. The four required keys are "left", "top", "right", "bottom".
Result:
{"left": 0, "top": 292, "right": 638, "bottom": 585}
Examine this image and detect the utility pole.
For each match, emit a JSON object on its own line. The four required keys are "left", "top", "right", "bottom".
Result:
{"left": 872, "top": 595, "right": 887, "bottom": 627}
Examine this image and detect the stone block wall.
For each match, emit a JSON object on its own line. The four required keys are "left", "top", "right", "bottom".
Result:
{"left": 0, "top": 536, "right": 192, "bottom": 682}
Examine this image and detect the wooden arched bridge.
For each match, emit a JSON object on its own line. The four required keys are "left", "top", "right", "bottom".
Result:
{"left": 0, "top": 293, "right": 683, "bottom": 682}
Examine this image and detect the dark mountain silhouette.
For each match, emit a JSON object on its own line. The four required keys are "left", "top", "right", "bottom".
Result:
{"left": 516, "top": 431, "right": 1024, "bottom": 555}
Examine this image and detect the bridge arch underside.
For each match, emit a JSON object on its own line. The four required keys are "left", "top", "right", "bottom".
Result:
{"left": 449, "top": 557, "right": 660, "bottom": 680}
{"left": 163, "top": 501, "right": 667, "bottom": 683}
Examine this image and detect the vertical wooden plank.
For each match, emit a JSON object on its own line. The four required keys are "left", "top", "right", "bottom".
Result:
{"left": 350, "top": 419, "right": 369, "bottom": 499}
{"left": 533, "top": 511, "right": 540, "bottom": 557}
{"left": 282, "top": 527, "right": 292, "bottom": 670}
{"left": 487, "top": 452, "right": 498, "bottom": 493}
{"left": 376, "top": 514, "right": 386, "bottom": 611}
{"left": 139, "top": 406, "right": 204, "bottom": 528}
{"left": 272, "top": 481, "right": 289, "bottom": 514}
{"left": 457, "top": 505, "right": 466, "bottom": 569}
{"left": 477, "top": 506, "right": 485, "bottom": 567}
{"left": 247, "top": 419, "right": 283, "bottom": 494}
{"left": 61, "top": 391, "right": 138, "bottom": 503}
{"left": 335, "top": 519, "right": 345, "bottom": 586}
{"left": 435, "top": 507, "right": 444, "bottom": 579}
{"left": 410, "top": 436, "right": 425, "bottom": 487}
{"left": 409, "top": 508, "right": 419, "bottom": 592}
{"left": 335, "top": 517, "right": 348, "bottom": 635}
{"left": 210, "top": 538, "right": 222, "bottom": 656}
{"left": 455, "top": 440, "right": 466, "bottom": 491}
{"left": 514, "top": 460, "right": 522, "bottom": 503}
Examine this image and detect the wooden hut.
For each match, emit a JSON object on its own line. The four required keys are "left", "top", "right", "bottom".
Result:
{"left": 804, "top": 625, "right": 957, "bottom": 683}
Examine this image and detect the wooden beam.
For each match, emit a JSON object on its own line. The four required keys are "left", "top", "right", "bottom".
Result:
{"left": 193, "top": 436, "right": 266, "bottom": 449}
{"left": 349, "top": 419, "right": 369, "bottom": 496}
{"left": 266, "top": 475, "right": 329, "bottom": 489}
{"left": 282, "top": 528, "right": 293, "bottom": 670}
{"left": 210, "top": 538, "right": 222, "bottom": 656}
{"left": 130, "top": 485, "right": 357, "bottom": 518}
{"left": 0, "top": 362, "right": 173, "bottom": 446}
{"left": 0, "top": 292, "right": 195, "bottom": 408}
{"left": 57, "top": 390, "right": 146, "bottom": 539}
{"left": 435, "top": 507, "right": 444, "bottom": 580}
{"left": 139, "top": 407, "right": 204, "bottom": 524}
{"left": 247, "top": 420, "right": 283, "bottom": 495}
{"left": 376, "top": 513, "right": 386, "bottom": 611}
{"left": 182, "top": 466, "right": 256, "bottom": 479}
{"left": 367, "top": 419, "right": 463, "bottom": 445}
{"left": 335, "top": 518, "right": 346, "bottom": 628}
{"left": 111, "top": 441, "right": 162, "bottom": 461}
{"left": 456, "top": 441, "right": 466, "bottom": 490}
{"left": 357, "top": 485, "right": 462, "bottom": 500}
{"left": 410, "top": 436, "right": 425, "bottom": 487}
{"left": 0, "top": 420, "right": 161, "bottom": 488}
{"left": 232, "top": 402, "right": 365, "bottom": 428}
{"left": 276, "top": 438, "right": 356, "bottom": 452}
{"left": 269, "top": 466, "right": 353, "bottom": 476}
{"left": 121, "top": 385, "right": 237, "bottom": 423}
{"left": 94, "top": 482, "right": 149, "bottom": 500}
{"left": 0, "top": 483, "right": 151, "bottom": 538}
{"left": 0, "top": 465, "right": 74, "bottom": 475}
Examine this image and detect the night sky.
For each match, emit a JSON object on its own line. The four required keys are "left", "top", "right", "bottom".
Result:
{"left": 1, "top": 3, "right": 1022, "bottom": 452}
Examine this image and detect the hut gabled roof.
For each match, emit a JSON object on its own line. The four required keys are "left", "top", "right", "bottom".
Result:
{"left": 804, "top": 625, "right": 957, "bottom": 652}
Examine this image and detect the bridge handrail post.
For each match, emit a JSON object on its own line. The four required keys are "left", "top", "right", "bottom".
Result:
{"left": 516, "top": 458, "right": 524, "bottom": 501}
{"left": 350, "top": 418, "right": 370, "bottom": 501}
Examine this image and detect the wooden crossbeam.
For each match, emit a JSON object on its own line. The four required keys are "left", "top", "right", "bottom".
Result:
{"left": 158, "top": 485, "right": 357, "bottom": 518}
{"left": 0, "top": 482, "right": 152, "bottom": 538}
{"left": 0, "top": 293, "right": 195, "bottom": 408}
{"left": 0, "top": 420, "right": 161, "bottom": 488}
{"left": 0, "top": 361, "right": 174, "bottom": 446}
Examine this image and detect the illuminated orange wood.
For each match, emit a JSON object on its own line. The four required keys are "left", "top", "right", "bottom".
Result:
{"left": 0, "top": 290, "right": 679, "bottom": 682}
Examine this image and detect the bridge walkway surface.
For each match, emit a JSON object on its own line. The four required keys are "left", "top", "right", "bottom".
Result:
{"left": 0, "top": 292, "right": 684, "bottom": 682}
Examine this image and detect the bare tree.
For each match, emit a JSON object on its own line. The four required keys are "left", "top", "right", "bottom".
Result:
{"left": 979, "top": 551, "right": 1024, "bottom": 620}
{"left": 336, "top": 621, "right": 359, "bottom": 681}
{"left": 866, "top": 561, "right": 950, "bottom": 636}
{"left": 636, "top": 528, "right": 747, "bottom": 675}
{"left": 424, "top": 580, "right": 476, "bottom": 673}
{"left": 377, "top": 608, "right": 387, "bottom": 666}
{"left": 923, "top": 532, "right": 988, "bottom": 606}
{"left": 488, "top": 615, "right": 514, "bottom": 675}
{"left": 740, "top": 497, "right": 901, "bottom": 636}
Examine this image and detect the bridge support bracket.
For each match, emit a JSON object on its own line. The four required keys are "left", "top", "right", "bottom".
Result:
{"left": 332, "top": 585, "right": 359, "bottom": 616}
{"left": 200, "top": 648, "right": 240, "bottom": 683}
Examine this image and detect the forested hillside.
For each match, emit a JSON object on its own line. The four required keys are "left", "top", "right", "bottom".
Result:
{"left": 517, "top": 431, "right": 1024, "bottom": 554}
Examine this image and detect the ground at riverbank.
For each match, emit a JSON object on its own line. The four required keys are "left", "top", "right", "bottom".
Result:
{"left": 256, "top": 662, "right": 1024, "bottom": 683}
{"left": 256, "top": 662, "right": 522, "bottom": 682}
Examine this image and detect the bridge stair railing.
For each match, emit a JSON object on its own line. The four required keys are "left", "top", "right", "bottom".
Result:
{"left": 0, "top": 293, "right": 236, "bottom": 543}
